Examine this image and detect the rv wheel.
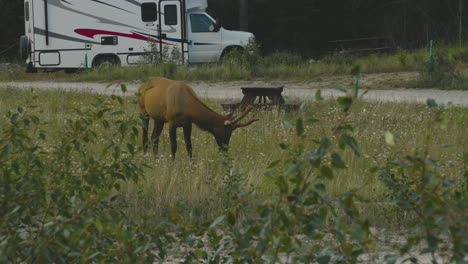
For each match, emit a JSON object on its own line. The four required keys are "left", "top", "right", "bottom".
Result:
{"left": 93, "top": 56, "right": 120, "bottom": 69}
{"left": 25, "top": 62, "right": 37, "bottom": 73}
{"left": 19, "top": 35, "right": 30, "bottom": 61}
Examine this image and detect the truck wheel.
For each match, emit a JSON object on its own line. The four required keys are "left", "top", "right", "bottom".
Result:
{"left": 25, "top": 62, "right": 37, "bottom": 73}
{"left": 220, "top": 46, "right": 244, "bottom": 63}
{"left": 19, "top": 35, "right": 29, "bottom": 61}
{"left": 93, "top": 56, "right": 120, "bottom": 69}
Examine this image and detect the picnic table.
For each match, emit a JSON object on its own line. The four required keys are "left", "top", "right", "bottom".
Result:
{"left": 221, "top": 86, "right": 299, "bottom": 112}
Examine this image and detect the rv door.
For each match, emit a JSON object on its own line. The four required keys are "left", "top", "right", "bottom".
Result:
{"left": 159, "top": 0, "right": 185, "bottom": 63}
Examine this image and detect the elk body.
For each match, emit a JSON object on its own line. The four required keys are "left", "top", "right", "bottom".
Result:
{"left": 138, "top": 77, "right": 258, "bottom": 159}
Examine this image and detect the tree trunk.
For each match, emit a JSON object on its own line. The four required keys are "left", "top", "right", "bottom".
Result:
{"left": 459, "top": 0, "right": 463, "bottom": 46}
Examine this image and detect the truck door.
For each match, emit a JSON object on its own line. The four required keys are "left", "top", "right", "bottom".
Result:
{"left": 187, "top": 13, "right": 221, "bottom": 63}
{"left": 159, "top": 0, "right": 186, "bottom": 64}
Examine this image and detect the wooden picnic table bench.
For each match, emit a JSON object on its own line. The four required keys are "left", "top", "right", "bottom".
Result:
{"left": 221, "top": 86, "right": 299, "bottom": 112}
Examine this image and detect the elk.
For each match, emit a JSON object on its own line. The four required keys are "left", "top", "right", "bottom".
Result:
{"left": 137, "top": 77, "right": 258, "bottom": 159}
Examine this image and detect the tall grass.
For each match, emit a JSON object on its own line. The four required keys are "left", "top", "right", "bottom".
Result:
{"left": 2, "top": 45, "right": 468, "bottom": 88}
{"left": 1, "top": 87, "right": 465, "bottom": 226}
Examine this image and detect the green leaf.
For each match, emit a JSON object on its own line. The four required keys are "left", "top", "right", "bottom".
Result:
{"left": 384, "top": 254, "right": 398, "bottom": 264}
{"left": 260, "top": 208, "right": 271, "bottom": 218}
{"left": 337, "top": 96, "right": 353, "bottom": 112}
{"left": 279, "top": 143, "right": 289, "bottom": 149}
{"left": 283, "top": 120, "right": 294, "bottom": 130}
{"left": 63, "top": 229, "right": 71, "bottom": 239}
{"left": 320, "top": 166, "right": 333, "bottom": 179}
{"left": 10, "top": 113, "right": 19, "bottom": 123}
{"left": 87, "top": 252, "right": 102, "bottom": 260}
{"left": 117, "top": 96, "right": 124, "bottom": 105}
{"left": 285, "top": 163, "right": 300, "bottom": 176}
{"left": 341, "top": 134, "right": 361, "bottom": 157}
{"left": 194, "top": 249, "right": 205, "bottom": 259}
{"left": 385, "top": 131, "right": 395, "bottom": 146}
{"left": 317, "top": 255, "right": 331, "bottom": 264}
{"left": 315, "top": 89, "right": 323, "bottom": 101}
{"left": 126, "top": 143, "right": 135, "bottom": 154}
{"left": 296, "top": 118, "right": 304, "bottom": 136}
{"left": 209, "top": 216, "right": 225, "bottom": 229}
{"left": 120, "top": 83, "right": 127, "bottom": 93}
{"left": 426, "top": 98, "right": 437, "bottom": 108}
{"left": 331, "top": 153, "right": 346, "bottom": 169}
{"left": 314, "top": 183, "right": 326, "bottom": 191}
{"left": 276, "top": 176, "right": 289, "bottom": 194}
{"left": 102, "top": 120, "right": 110, "bottom": 129}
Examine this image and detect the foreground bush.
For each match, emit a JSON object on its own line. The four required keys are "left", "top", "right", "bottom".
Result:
{"left": 0, "top": 88, "right": 173, "bottom": 262}
{"left": 180, "top": 95, "right": 467, "bottom": 263}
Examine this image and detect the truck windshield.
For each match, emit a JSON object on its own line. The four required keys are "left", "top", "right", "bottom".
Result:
{"left": 190, "top": 14, "right": 215, "bottom": 33}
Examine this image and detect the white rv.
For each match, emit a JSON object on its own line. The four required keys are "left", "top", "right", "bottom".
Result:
{"left": 19, "top": 0, "right": 254, "bottom": 72}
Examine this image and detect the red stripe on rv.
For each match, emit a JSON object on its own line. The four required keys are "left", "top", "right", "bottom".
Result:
{"left": 74, "top": 28, "right": 173, "bottom": 45}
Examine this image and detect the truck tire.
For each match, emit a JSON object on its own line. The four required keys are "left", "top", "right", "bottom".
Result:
{"left": 220, "top": 46, "right": 244, "bottom": 63}
{"left": 92, "top": 55, "right": 120, "bottom": 69}
{"left": 25, "top": 62, "right": 37, "bottom": 73}
{"left": 19, "top": 35, "right": 29, "bottom": 61}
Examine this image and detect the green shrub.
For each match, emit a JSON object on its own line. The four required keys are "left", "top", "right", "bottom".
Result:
{"left": 417, "top": 52, "right": 462, "bottom": 89}
{"left": 178, "top": 96, "right": 467, "bottom": 263}
{"left": 376, "top": 100, "right": 467, "bottom": 262}
{"left": 0, "top": 87, "right": 172, "bottom": 262}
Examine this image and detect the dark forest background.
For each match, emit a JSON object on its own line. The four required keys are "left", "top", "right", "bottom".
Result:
{"left": 1, "top": 0, "right": 467, "bottom": 59}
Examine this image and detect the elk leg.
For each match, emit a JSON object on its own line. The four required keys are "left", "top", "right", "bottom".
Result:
{"left": 141, "top": 115, "right": 150, "bottom": 153}
{"left": 169, "top": 124, "right": 177, "bottom": 160}
{"left": 183, "top": 123, "right": 193, "bottom": 159}
{"left": 151, "top": 120, "right": 164, "bottom": 156}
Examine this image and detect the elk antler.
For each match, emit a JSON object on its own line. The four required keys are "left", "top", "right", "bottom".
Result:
{"left": 231, "top": 105, "right": 254, "bottom": 125}
{"left": 234, "top": 117, "right": 259, "bottom": 128}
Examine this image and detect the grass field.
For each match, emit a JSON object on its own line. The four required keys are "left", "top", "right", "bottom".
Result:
{"left": 1, "top": 87, "right": 465, "bottom": 225}
{"left": 1, "top": 85, "right": 466, "bottom": 261}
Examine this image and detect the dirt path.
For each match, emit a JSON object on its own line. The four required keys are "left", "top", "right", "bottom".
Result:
{"left": 1, "top": 74, "right": 467, "bottom": 107}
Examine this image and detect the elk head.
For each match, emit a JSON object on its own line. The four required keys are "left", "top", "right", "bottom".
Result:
{"left": 214, "top": 106, "right": 259, "bottom": 151}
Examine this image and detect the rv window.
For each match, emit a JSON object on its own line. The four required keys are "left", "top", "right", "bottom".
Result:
{"left": 164, "top": 5, "right": 177, "bottom": 25}
{"left": 190, "top": 14, "right": 215, "bottom": 33}
{"left": 24, "top": 2, "right": 30, "bottom": 21}
{"left": 141, "top": 3, "right": 157, "bottom": 22}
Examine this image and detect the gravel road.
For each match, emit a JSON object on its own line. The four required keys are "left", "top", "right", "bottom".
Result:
{"left": 1, "top": 80, "right": 468, "bottom": 107}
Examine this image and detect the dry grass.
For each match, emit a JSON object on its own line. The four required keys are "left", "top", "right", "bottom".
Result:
{"left": 1, "top": 87, "right": 466, "bottom": 223}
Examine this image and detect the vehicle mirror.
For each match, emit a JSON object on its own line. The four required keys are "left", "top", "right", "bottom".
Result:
{"left": 209, "top": 24, "right": 215, "bottom": 32}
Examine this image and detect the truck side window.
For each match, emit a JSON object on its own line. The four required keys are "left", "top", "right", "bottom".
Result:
{"left": 164, "top": 5, "right": 177, "bottom": 25}
{"left": 141, "top": 3, "right": 157, "bottom": 22}
{"left": 190, "top": 14, "right": 215, "bottom": 33}
{"left": 25, "top": 2, "right": 29, "bottom": 21}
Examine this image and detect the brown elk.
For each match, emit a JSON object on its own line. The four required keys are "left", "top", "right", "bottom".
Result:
{"left": 137, "top": 77, "right": 258, "bottom": 159}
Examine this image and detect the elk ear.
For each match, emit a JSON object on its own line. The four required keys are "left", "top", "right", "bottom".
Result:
{"left": 224, "top": 120, "right": 232, "bottom": 126}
